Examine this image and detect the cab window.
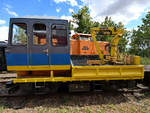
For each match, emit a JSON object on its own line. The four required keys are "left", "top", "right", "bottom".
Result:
{"left": 12, "top": 23, "right": 27, "bottom": 45}
{"left": 52, "top": 25, "right": 67, "bottom": 47}
{"left": 33, "top": 23, "right": 46, "bottom": 45}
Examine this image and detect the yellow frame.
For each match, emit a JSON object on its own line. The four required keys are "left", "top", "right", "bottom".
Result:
{"left": 7, "top": 65, "right": 71, "bottom": 71}
{"left": 13, "top": 65, "right": 144, "bottom": 84}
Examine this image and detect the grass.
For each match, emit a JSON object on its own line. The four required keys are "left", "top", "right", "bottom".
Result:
{"left": 1, "top": 95, "right": 150, "bottom": 113}
{"left": 86, "top": 108, "right": 94, "bottom": 113}
{"left": 57, "top": 109, "right": 69, "bottom": 113}
{"left": 141, "top": 57, "right": 150, "bottom": 65}
{"left": 97, "top": 110, "right": 105, "bottom": 113}
{"left": 0, "top": 106, "right": 5, "bottom": 113}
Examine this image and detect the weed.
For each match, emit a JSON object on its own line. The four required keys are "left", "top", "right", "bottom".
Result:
{"left": 57, "top": 109, "right": 69, "bottom": 113}
{"left": 110, "top": 104, "right": 116, "bottom": 110}
{"left": 141, "top": 57, "right": 150, "bottom": 65}
{"left": 71, "top": 109, "right": 80, "bottom": 113}
{"left": 97, "top": 110, "right": 105, "bottom": 113}
{"left": 0, "top": 106, "right": 5, "bottom": 113}
{"left": 86, "top": 108, "right": 93, "bottom": 113}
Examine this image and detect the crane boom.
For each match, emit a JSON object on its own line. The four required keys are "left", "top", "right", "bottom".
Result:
{"left": 90, "top": 27, "right": 124, "bottom": 64}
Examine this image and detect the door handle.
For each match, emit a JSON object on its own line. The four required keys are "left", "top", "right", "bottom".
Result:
{"left": 43, "top": 49, "right": 48, "bottom": 55}
{"left": 43, "top": 49, "right": 47, "bottom": 52}
{"left": 5, "top": 50, "right": 10, "bottom": 52}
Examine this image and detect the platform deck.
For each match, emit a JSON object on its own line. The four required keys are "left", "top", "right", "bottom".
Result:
{"left": 13, "top": 65, "right": 144, "bottom": 84}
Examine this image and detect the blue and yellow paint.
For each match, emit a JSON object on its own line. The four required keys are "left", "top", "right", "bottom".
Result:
{"left": 5, "top": 53, "right": 144, "bottom": 84}
{"left": 6, "top": 53, "right": 71, "bottom": 71}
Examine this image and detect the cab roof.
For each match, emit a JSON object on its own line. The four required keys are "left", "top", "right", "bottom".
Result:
{"left": 10, "top": 16, "right": 68, "bottom": 22}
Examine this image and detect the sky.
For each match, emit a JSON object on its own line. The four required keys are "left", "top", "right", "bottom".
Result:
{"left": 0, "top": 0, "right": 150, "bottom": 41}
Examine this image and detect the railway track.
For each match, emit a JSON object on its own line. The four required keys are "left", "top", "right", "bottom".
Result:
{"left": 0, "top": 71, "right": 150, "bottom": 97}
{"left": 0, "top": 80, "right": 149, "bottom": 97}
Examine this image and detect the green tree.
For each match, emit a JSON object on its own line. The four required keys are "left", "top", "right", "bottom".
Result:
{"left": 71, "top": 7, "right": 129, "bottom": 53}
{"left": 13, "top": 25, "right": 27, "bottom": 45}
{"left": 98, "top": 16, "right": 129, "bottom": 52}
{"left": 100, "top": 16, "right": 118, "bottom": 28}
{"left": 129, "top": 12, "right": 150, "bottom": 57}
{"left": 72, "top": 6, "right": 99, "bottom": 34}
{"left": 97, "top": 16, "right": 119, "bottom": 42}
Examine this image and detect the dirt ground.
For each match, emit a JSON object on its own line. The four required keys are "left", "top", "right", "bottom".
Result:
{"left": 0, "top": 91, "right": 150, "bottom": 113}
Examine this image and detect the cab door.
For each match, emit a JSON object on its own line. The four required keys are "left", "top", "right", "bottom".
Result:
{"left": 6, "top": 20, "right": 28, "bottom": 71}
{"left": 29, "top": 22, "right": 49, "bottom": 69}
{"left": 49, "top": 23, "right": 70, "bottom": 68}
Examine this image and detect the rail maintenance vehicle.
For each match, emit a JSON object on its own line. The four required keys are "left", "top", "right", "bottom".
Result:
{"left": 0, "top": 17, "right": 144, "bottom": 93}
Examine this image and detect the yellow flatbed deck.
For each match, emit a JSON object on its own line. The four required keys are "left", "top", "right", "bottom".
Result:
{"left": 13, "top": 65, "right": 144, "bottom": 83}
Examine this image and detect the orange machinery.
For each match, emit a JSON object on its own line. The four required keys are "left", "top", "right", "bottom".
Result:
{"left": 70, "top": 33, "right": 109, "bottom": 56}
{"left": 33, "top": 33, "right": 109, "bottom": 56}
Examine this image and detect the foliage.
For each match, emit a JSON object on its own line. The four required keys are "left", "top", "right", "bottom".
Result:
{"left": 141, "top": 57, "right": 150, "bottom": 65}
{"left": 129, "top": 12, "right": 150, "bottom": 57}
{"left": 72, "top": 7, "right": 129, "bottom": 53}
{"left": 119, "top": 30, "right": 130, "bottom": 52}
{"left": 72, "top": 6, "right": 99, "bottom": 34}
{"left": 14, "top": 27, "right": 27, "bottom": 45}
{"left": 98, "top": 16, "right": 129, "bottom": 52}
{"left": 0, "top": 106, "right": 5, "bottom": 113}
